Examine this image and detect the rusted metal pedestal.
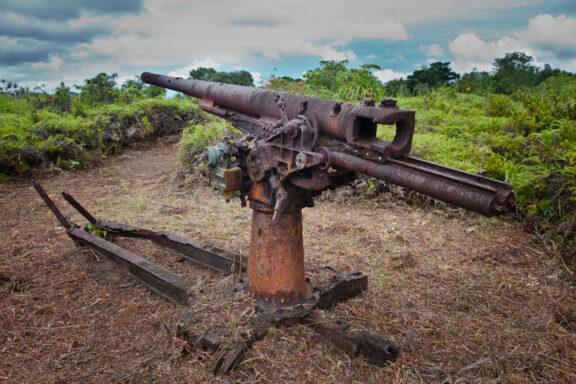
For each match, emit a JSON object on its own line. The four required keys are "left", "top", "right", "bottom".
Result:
{"left": 248, "top": 203, "right": 310, "bottom": 305}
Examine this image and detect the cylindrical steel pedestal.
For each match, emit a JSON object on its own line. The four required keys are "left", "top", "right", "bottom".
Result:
{"left": 248, "top": 205, "right": 309, "bottom": 305}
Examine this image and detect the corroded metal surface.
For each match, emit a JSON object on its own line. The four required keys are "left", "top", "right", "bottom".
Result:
{"left": 61, "top": 190, "right": 246, "bottom": 273}
{"left": 329, "top": 151, "right": 515, "bottom": 216}
{"left": 314, "top": 271, "right": 368, "bottom": 309}
{"left": 248, "top": 204, "right": 309, "bottom": 305}
{"left": 68, "top": 227, "right": 194, "bottom": 305}
{"left": 96, "top": 220, "right": 247, "bottom": 274}
{"left": 304, "top": 311, "right": 399, "bottom": 366}
{"left": 141, "top": 72, "right": 415, "bottom": 158}
{"left": 141, "top": 72, "right": 514, "bottom": 217}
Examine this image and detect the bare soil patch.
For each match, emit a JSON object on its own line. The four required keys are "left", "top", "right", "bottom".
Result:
{"left": 1, "top": 137, "right": 575, "bottom": 383}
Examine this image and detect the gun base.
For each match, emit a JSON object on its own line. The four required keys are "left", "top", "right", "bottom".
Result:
{"left": 248, "top": 203, "right": 311, "bottom": 306}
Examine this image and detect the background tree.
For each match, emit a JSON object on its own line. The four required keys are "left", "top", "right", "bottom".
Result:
{"left": 456, "top": 69, "right": 494, "bottom": 94}
{"left": 189, "top": 68, "right": 254, "bottom": 86}
{"left": 143, "top": 84, "right": 166, "bottom": 98}
{"left": 76, "top": 72, "right": 119, "bottom": 105}
{"left": 0, "top": 79, "right": 20, "bottom": 98}
{"left": 120, "top": 77, "right": 144, "bottom": 103}
{"left": 340, "top": 64, "right": 385, "bottom": 100}
{"left": 383, "top": 79, "right": 409, "bottom": 97}
{"left": 302, "top": 60, "right": 385, "bottom": 100}
{"left": 406, "top": 62, "right": 459, "bottom": 94}
{"left": 263, "top": 75, "right": 304, "bottom": 93}
{"left": 52, "top": 82, "right": 73, "bottom": 113}
{"left": 492, "top": 52, "right": 538, "bottom": 94}
{"left": 303, "top": 60, "right": 349, "bottom": 94}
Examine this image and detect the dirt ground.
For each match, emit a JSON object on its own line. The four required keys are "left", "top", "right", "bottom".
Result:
{"left": 1, "top": 137, "right": 575, "bottom": 383}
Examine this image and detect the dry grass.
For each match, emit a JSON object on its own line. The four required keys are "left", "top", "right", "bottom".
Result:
{"left": 1, "top": 137, "right": 575, "bottom": 383}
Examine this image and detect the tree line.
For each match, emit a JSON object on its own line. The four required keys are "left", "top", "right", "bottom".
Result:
{"left": 260, "top": 51, "right": 574, "bottom": 99}
{"left": 3, "top": 51, "right": 570, "bottom": 109}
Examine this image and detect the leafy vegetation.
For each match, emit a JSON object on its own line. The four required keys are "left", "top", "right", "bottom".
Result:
{"left": 178, "top": 118, "right": 236, "bottom": 172}
{"left": 0, "top": 79, "right": 204, "bottom": 177}
{"left": 189, "top": 68, "right": 254, "bottom": 86}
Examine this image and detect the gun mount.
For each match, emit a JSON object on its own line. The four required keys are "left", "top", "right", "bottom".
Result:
{"left": 31, "top": 74, "right": 517, "bottom": 373}
{"left": 142, "top": 72, "right": 514, "bottom": 306}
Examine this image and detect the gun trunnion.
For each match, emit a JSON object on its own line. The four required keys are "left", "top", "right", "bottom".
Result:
{"left": 142, "top": 72, "right": 514, "bottom": 305}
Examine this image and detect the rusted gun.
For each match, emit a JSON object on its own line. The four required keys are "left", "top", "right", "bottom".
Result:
{"left": 141, "top": 72, "right": 514, "bottom": 306}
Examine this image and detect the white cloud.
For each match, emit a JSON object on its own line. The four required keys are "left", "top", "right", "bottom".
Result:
{"left": 70, "top": 48, "right": 90, "bottom": 60}
{"left": 374, "top": 69, "right": 409, "bottom": 83}
{"left": 319, "top": 47, "right": 356, "bottom": 61}
{"left": 448, "top": 14, "right": 576, "bottom": 73}
{"left": 5, "top": 1, "right": 575, "bottom": 89}
{"left": 250, "top": 71, "right": 263, "bottom": 86}
{"left": 31, "top": 57, "right": 64, "bottom": 71}
{"left": 520, "top": 14, "right": 576, "bottom": 46}
{"left": 420, "top": 43, "right": 444, "bottom": 57}
{"left": 167, "top": 58, "right": 221, "bottom": 78}
{"left": 117, "top": 75, "right": 137, "bottom": 87}
{"left": 262, "top": 50, "right": 280, "bottom": 60}
{"left": 70, "top": 0, "right": 409, "bottom": 69}
{"left": 448, "top": 33, "right": 535, "bottom": 72}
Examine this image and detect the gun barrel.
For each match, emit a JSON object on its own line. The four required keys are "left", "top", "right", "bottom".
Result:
{"left": 329, "top": 151, "right": 514, "bottom": 216}
{"left": 141, "top": 72, "right": 415, "bottom": 157}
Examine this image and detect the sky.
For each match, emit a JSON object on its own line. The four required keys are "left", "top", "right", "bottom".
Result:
{"left": 1, "top": 0, "right": 575, "bottom": 91}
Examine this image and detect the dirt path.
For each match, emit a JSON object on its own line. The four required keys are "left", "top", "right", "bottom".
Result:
{"left": 1, "top": 138, "right": 575, "bottom": 383}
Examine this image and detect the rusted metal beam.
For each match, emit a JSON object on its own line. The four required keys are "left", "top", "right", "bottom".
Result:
{"left": 96, "top": 220, "right": 247, "bottom": 274}
{"left": 34, "top": 184, "right": 194, "bottom": 305}
{"left": 191, "top": 275, "right": 376, "bottom": 374}
{"left": 328, "top": 151, "right": 514, "bottom": 216}
{"left": 304, "top": 312, "right": 399, "bottom": 367}
{"left": 33, "top": 183, "right": 71, "bottom": 229}
{"left": 61, "top": 191, "right": 98, "bottom": 224}
{"left": 176, "top": 328, "right": 221, "bottom": 352}
{"left": 213, "top": 304, "right": 315, "bottom": 374}
{"left": 68, "top": 227, "right": 194, "bottom": 305}
{"left": 208, "top": 302, "right": 398, "bottom": 374}
{"left": 314, "top": 271, "right": 368, "bottom": 309}
{"left": 59, "top": 190, "right": 247, "bottom": 274}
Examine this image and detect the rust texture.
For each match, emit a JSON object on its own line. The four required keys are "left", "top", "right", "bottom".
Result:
{"left": 61, "top": 191, "right": 98, "bottom": 224}
{"left": 141, "top": 72, "right": 514, "bottom": 216}
{"left": 314, "top": 271, "right": 368, "bottom": 309}
{"left": 34, "top": 184, "right": 194, "bottom": 305}
{"left": 304, "top": 312, "right": 399, "bottom": 366}
{"left": 328, "top": 151, "right": 515, "bottom": 216}
{"left": 67, "top": 226, "right": 194, "bottom": 305}
{"left": 33, "top": 183, "right": 71, "bottom": 229}
{"left": 141, "top": 72, "right": 415, "bottom": 159}
{"left": 60, "top": 191, "right": 246, "bottom": 274}
{"left": 96, "top": 220, "right": 247, "bottom": 274}
{"left": 248, "top": 204, "right": 309, "bottom": 305}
